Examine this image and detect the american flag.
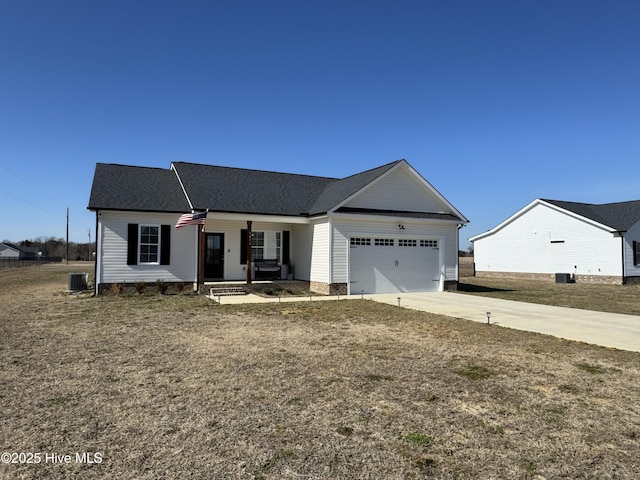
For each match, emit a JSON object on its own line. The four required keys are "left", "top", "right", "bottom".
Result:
{"left": 175, "top": 211, "right": 207, "bottom": 229}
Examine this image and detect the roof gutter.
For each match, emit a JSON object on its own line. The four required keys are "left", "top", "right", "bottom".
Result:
{"left": 205, "top": 211, "right": 311, "bottom": 224}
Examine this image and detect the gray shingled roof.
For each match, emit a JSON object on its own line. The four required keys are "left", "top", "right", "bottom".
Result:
{"left": 543, "top": 199, "right": 640, "bottom": 231}
{"left": 88, "top": 160, "right": 465, "bottom": 221}
{"left": 172, "top": 162, "right": 334, "bottom": 215}
{"left": 88, "top": 164, "right": 191, "bottom": 212}
{"left": 172, "top": 160, "right": 404, "bottom": 216}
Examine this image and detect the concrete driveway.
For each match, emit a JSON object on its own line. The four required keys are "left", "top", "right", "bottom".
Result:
{"left": 368, "top": 292, "right": 640, "bottom": 352}
{"left": 211, "top": 290, "right": 640, "bottom": 352}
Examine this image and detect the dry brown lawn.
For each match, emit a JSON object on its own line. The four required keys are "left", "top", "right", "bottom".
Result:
{"left": 458, "top": 275, "right": 640, "bottom": 316}
{"left": 1, "top": 264, "right": 639, "bottom": 479}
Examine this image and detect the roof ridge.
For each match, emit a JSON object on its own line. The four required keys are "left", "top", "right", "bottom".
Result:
{"left": 337, "top": 159, "right": 404, "bottom": 181}
{"left": 97, "top": 162, "right": 167, "bottom": 169}
{"left": 596, "top": 199, "right": 640, "bottom": 206}
{"left": 543, "top": 198, "right": 640, "bottom": 207}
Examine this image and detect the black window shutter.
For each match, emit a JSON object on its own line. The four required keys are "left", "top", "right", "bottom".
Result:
{"left": 240, "top": 229, "right": 247, "bottom": 264}
{"left": 282, "top": 230, "right": 290, "bottom": 264}
{"left": 160, "top": 225, "right": 171, "bottom": 265}
{"left": 634, "top": 241, "right": 638, "bottom": 266}
{"left": 127, "top": 224, "right": 138, "bottom": 265}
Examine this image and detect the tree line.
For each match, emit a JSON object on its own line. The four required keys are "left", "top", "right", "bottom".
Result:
{"left": 4, "top": 237, "right": 94, "bottom": 261}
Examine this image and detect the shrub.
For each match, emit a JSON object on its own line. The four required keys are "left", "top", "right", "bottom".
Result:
{"left": 156, "top": 279, "right": 168, "bottom": 295}
{"left": 111, "top": 282, "right": 123, "bottom": 295}
{"left": 135, "top": 281, "right": 146, "bottom": 294}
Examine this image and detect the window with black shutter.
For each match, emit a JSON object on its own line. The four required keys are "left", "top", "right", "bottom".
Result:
{"left": 127, "top": 223, "right": 170, "bottom": 265}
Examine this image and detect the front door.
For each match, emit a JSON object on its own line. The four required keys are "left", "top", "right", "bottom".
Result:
{"left": 204, "top": 233, "right": 224, "bottom": 280}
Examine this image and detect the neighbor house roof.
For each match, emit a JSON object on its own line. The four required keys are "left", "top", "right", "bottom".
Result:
{"left": 542, "top": 199, "right": 640, "bottom": 232}
{"left": 89, "top": 159, "right": 467, "bottom": 222}
{"left": 470, "top": 198, "right": 640, "bottom": 242}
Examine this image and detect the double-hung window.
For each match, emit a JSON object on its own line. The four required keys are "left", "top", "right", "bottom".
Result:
{"left": 127, "top": 224, "right": 171, "bottom": 266}
{"left": 242, "top": 230, "right": 287, "bottom": 264}
{"left": 252, "top": 232, "right": 265, "bottom": 261}
{"left": 139, "top": 226, "right": 160, "bottom": 264}
{"left": 251, "top": 231, "right": 282, "bottom": 262}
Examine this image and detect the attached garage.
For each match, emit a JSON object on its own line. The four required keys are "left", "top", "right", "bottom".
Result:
{"left": 349, "top": 236, "right": 442, "bottom": 294}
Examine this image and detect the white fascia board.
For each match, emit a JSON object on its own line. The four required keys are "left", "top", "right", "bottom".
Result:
{"left": 206, "top": 212, "right": 310, "bottom": 224}
{"left": 329, "top": 211, "right": 462, "bottom": 226}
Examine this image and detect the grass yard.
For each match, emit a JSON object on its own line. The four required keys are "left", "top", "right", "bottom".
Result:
{"left": 1, "top": 265, "right": 639, "bottom": 479}
{"left": 458, "top": 276, "right": 640, "bottom": 316}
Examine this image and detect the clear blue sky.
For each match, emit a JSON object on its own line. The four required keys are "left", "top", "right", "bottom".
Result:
{"left": 1, "top": 1, "right": 638, "bottom": 247}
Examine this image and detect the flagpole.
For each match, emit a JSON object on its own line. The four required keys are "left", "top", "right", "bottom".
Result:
{"left": 198, "top": 224, "right": 205, "bottom": 289}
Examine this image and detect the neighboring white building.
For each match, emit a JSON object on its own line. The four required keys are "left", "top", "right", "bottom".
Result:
{"left": 0, "top": 242, "right": 38, "bottom": 259}
{"left": 470, "top": 199, "right": 640, "bottom": 284}
{"left": 0, "top": 243, "right": 21, "bottom": 258}
{"left": 88, "top": 160, "right": 468, "bottom": 295}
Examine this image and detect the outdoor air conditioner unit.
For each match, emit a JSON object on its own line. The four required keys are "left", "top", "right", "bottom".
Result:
{"left": 68, "top": 273, "right": 89, "bottom": 292}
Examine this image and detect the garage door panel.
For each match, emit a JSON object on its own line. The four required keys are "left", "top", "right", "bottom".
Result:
{"left": 349, "top": 240, "right": 441, "bottom": 294}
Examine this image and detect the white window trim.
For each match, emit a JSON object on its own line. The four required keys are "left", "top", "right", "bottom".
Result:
{"left": 252, "top": 230, "right": 283, "bottom": 263}
{"left": 139, "top": 224, "right": 161, "bottom": 265}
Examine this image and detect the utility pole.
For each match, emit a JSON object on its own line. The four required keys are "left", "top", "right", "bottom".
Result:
{"left": 66, "top": 208, "right": 69, "bottom": 264}
{"left": 88, "top": 229, "right": 92, "bottom": 261}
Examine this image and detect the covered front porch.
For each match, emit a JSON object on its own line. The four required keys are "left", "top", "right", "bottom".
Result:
{"left": 197, "top": 212, "right": 309, "bottom": 286}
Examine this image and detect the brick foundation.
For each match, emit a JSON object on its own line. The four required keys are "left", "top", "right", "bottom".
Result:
{"left": 309, "top": 281, "right": 348, "bottom": 295}
{"left": 475, "top": 271, "right": 624, "bottom": 284}
{"left": 97, "top": 281, "right": 197, "bottom": 295}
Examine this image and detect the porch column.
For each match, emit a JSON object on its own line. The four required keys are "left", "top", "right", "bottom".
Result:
{"left": 198, "top": 225, "right": 205, "bottom": 287}
{"left": 246, "top": 220, "right": 252, "bottom": 285}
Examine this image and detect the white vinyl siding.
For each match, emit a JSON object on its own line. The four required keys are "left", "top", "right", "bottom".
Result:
{"left": 97, "top": 211, "right": 197, "bottom": 285}
{"left": 292, "top": 223, "right": 313, "bottom": 280}
{"left": 474, "top": 203, "right": 623, "bottom": 277}
{"left": 309, "top": 220, "right": 330, "bottom": 283}
{"left": 623, "top": 220, "right": 640, "bottom": 278}
{"left": 343, "top": 167, "right": 452, "bottom": 214}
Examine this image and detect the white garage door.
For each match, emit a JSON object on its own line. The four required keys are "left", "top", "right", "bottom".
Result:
{"left": 349, "top": 237, "right": 442, "bottom": 294}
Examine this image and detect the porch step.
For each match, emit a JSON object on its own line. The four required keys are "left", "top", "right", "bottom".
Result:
{"left": 209, "top": 286, "right": 248, "bottom": 297}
